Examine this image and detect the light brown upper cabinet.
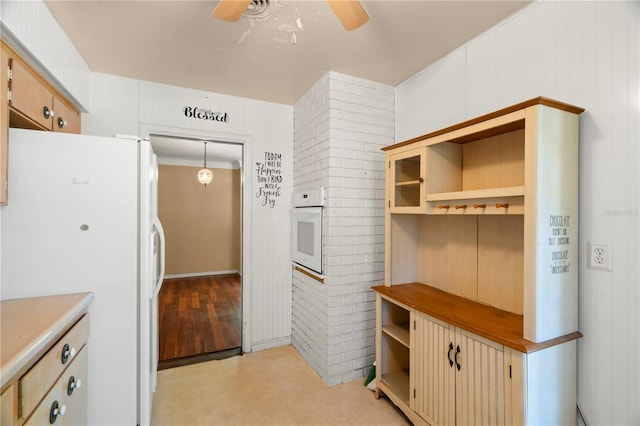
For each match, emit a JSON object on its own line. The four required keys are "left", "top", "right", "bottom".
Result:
{"left": 6, "top": 49, "right": 80, "bottom": 133}
{"left": 0, "top": 40, "right": 81, "bottom": 205}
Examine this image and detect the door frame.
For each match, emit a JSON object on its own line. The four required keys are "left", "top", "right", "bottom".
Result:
{"left": 139, "top": 123, "right": 252, "bottom": 352}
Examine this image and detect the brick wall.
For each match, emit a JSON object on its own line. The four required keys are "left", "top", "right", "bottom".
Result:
{"left": 292, "top": 72, "right": 395, "bottom": 385}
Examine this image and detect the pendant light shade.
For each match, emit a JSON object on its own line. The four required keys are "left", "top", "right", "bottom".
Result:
{"left": 198, "top": 142, "right": 213, "bottom": 187}
{"left": 197, "top": 168, "right": 213, "bottom": 186}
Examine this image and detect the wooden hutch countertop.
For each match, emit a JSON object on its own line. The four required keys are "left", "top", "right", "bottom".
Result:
{"left": 373, "top": 283, "right": 581, "bottom": 354}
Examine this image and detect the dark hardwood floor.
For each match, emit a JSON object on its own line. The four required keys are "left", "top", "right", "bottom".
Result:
{"left": 158, "top": 273, "right": 241, "bottom": 367}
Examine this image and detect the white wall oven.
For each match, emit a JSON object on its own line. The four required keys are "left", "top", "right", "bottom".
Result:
{"left": 292, "top": 187, "right": 324, "bottom": 274}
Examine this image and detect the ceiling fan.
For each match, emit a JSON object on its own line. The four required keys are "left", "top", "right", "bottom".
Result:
{"left": 212, "top": 0, "right": 369, "bottom": 31}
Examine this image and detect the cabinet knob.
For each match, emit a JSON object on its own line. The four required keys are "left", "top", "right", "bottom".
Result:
{"left": 49, "top": 401, "right": 66, "bottom": 424}
{"left": 67, "top": 375, "right": 82, "bottom": 395}
{"left": 61, "top": 343, "right": 77, "bottom": 364}
{"left": 57, "top": 117, "right": 68, "bottom": 128}
{"left": 43, "top": 106, "right": 55, "bottom": 119}
{"left": 419, "top": 177, "right": 424, "bottom": 183}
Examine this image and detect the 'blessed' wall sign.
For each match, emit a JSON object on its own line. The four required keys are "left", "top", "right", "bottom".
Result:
{"left": 183, "top": 106, "right": 229, "bottom": 122}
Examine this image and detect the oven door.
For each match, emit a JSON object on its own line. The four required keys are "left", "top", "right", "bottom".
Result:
{"left": 292, "top": 206, "right": 323, "bottom": 274}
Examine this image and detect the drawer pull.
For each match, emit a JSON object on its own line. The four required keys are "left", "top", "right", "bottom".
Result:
{"left": 43, "top": 106, "right": 55, "bottom": 119}
{"left": 61, "top": 343, "right": 77, "bottom": 364}
{"left": 49, "top": 401, "right": 66, "bottom": 424}
{"left": 57, "top": 117, "right": 68, "bottom": 128}
{"left": 454, "top": 345, "right": 461, "bottom": 371}
{"left": 67, "top": 375, "right": 82, "bottom": 396}
{"left": 447, "top": 342, "right": 454, "bottom": 367}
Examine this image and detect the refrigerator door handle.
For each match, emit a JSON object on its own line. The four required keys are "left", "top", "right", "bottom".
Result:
{"left": 152, "top": 217, "right": 166, "bottom": 298}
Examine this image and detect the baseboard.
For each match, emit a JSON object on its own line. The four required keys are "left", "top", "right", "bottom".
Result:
{"left": 250, "top": 336, "right": 292, "bottom": 353}
{"left": 158, "top": 347, "right": 242, "bottom": 370}
{"left": 164, "top": 270, "right": 240, "bottom": 279}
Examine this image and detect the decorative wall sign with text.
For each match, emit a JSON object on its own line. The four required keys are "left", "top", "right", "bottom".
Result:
{"left": 256, "top": 152, "right": 283, "bottom": 208}
{"left": 183, "top": 106, "right": 229, "bottom": 122}
{"left": 548, "top": 214, "right": 572, "bottom": 274}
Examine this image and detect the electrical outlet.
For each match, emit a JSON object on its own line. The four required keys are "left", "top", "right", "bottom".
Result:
{"left": 588, "top": 242, "right": 612, "bottom": 271}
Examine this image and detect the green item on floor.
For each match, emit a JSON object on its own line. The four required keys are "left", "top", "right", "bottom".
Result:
{"left": 364, "top": 361, "right": 376, "bottom": 386}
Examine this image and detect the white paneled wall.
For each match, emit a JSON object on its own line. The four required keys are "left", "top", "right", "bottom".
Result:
{"left": 0, "top": 0, "right": 91, "bottom": 109}
{"left": 396, "top": 2, "right": 639, "bottom": 424}
{"left": 293, "top": 72, "right": 394, "bottom": 385}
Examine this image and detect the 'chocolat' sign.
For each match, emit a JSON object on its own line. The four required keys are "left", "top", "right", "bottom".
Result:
{"left": 183, "top": 106, "right": 229, "bottom": 123}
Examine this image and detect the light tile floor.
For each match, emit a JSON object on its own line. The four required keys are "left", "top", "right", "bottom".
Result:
{"left": 151, "top": 345, "right": 411, "bottom": 426}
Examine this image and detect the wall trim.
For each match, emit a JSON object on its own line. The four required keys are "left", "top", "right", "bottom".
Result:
{"left": 165, "top": 270, "right": 240, "bottom": 279}
{"left": 250, "top": 336, "right": 292, "bottom": 353}
{"left": 138, "top": 122, "right": 252, "bottom": 353}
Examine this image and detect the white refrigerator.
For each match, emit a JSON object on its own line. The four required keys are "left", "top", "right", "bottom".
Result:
{"left": 1, "top": 128, "right": 166, "bottom": 426}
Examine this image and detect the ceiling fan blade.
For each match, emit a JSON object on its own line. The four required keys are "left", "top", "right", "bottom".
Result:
{"left": 212, "top": 0, "right": 252, "bottom": 22}
{"left": 326, "top": 0, "right": 369, "bottom": 31}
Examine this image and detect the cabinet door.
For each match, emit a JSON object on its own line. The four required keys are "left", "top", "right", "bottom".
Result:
{"left": 413, "top": 312, "right": 455, "bottom": 426}
{"left": 8, "top": 56, "right": 53, "bottom": 130}
{"left": 52, "top": 96, "right": 80, "bottom": 134}
{"left": 1, "top": 43, "right": 9, "bottom": 205}
{"left": 389, "top": 147, "right": 427, "bottom": 213}
{"left": 455, "top": 329, "right": 506, "bottom": 426}
{"left": 1, "top": 385, "right": 15, "bottom": 425}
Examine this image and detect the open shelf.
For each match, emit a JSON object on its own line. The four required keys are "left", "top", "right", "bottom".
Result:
{"left": 382, "top": 324, "right": 410, "bottom": 348}
{"left": 396, "top": 180, "right": 422, "bottom": 187}
{"left": 426, "top": 186, "right": 524, "bottom": 202}
{"left": 381, "top": 370, "right": 410, "bottom": 404}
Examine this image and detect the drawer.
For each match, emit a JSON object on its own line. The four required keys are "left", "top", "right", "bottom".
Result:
{"left": 20, "top": 314, "right": 89, "bottom": 420}
{"left": 23, "top": 347, "right": 87, "bottom": 425}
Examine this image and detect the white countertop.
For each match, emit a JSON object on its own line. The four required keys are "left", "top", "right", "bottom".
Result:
{"left": 0, "top": 292, "right": 94, "bottom": 389}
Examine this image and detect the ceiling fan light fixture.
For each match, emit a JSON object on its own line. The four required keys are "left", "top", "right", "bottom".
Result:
{"left": 242, "top": 0, "right": 278, "bottom": 21}
{"left": 326, "top": 0, "right": 369, "bottom": 31}
{"left": 213, "top": 0, "right": 369, "bottom": 30}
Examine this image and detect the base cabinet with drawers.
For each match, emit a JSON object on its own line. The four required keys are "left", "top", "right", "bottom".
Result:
{"left": 20, "top": 315, "right": 89, "bottom": 425}
{"left": 23, "top": 346, "right": 88, "bottom": 426}
{"left": 0, "top": 294, "right": 92, "bottom": 426}
{"left": 375, "top": 98, "right": 583, "bottom": 425}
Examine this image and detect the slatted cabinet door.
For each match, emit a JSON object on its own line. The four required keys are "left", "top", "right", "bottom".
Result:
{"left": 455, "top": 329, "right": 506, "bottom": 426}
{"left": 413, "top": 312, "right": 455, "bottom": 426}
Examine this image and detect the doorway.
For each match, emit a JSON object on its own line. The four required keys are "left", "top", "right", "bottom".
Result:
{"left": 148, "top": 134, "right": 244, "bottom": 369}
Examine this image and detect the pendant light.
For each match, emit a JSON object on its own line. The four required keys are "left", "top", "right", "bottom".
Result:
{"left": 197, "top": 141, "right": 213, "bottom": 187}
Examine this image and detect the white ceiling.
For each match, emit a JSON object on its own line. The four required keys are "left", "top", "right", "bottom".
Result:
{"left": 44, "top": 0, "right": 531, "bottom": 162}
{"left": 150, "top": 135, "right": 243, "bottom": 168}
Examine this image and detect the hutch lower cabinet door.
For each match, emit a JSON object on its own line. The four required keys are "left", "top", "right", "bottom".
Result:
{"left": 412, "top": 313, "right": 454, "bottom": 425}
{"left": 413, "top": 312, "right": 509, "bottom": 426}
